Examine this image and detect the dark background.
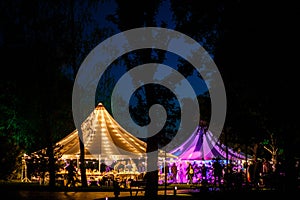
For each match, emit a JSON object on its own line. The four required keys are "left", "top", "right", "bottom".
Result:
{"left": 0, "top": 0, "right": 299, "bottom": 177}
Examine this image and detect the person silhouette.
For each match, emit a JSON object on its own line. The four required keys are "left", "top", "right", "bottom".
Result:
{"left": 171, "top": 163, "right": 178, "bottom": 183}
{"left": 186, "top": 162, "right": 194, "bottom": 184}
{"left": 177, "top": 163, "right": 184, "bottom": 183}
{"left": 66, "top": 161, "right": 77, "bottom": 187}
{"left": 212, "top": 158, "right": 223, "bottom": 186}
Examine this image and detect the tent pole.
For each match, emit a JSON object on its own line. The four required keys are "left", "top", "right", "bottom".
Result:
{"left": 98, "top": 155, "right": 101, "bottom": 172}
{"left": 76, "top": 155, "right": 79, "bottom": 169}
{"left": 164, "top": 150, "right": 167, "bottom": 197}
{"left": 245, "top": 142, "right": 248, "bottom": 189}
{"left": 225, "top": 129, "right": 228, "bottom": 165}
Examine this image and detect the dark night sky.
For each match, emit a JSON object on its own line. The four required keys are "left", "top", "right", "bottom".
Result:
{"left": 1, "top": 0, "right": 299, "bottom": 156}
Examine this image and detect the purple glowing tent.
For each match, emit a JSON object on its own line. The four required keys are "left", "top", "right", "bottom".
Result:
{"left": 169, "top": 126, "right": 249, "bottom": 161}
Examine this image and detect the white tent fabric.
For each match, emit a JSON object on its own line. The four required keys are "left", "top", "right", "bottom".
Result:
{"left": 56, "top": 102, "right": 176, "bottom": 160}
{"left": 169, "top": 126, "right": 249, "bottom": 161}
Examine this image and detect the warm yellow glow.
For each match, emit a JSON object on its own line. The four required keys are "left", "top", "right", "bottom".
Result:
{"left": 53, "top": 102, "right": 177, "bottom": 160}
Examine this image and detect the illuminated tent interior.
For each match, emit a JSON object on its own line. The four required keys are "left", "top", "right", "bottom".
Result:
{"left": 55, "top": 102, "right": 176, "bottom": 161}
{"left": 169, "top": 126, "right": 250, "bottom": 161}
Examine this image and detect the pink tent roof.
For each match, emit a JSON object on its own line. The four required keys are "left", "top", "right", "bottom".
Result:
{"left": 169, "top": 126, "right": 248, "bottom": 160}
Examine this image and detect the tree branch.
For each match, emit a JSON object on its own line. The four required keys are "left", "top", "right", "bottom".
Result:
{"left": 263, "top": 146, "right": 273, "bottom": 154}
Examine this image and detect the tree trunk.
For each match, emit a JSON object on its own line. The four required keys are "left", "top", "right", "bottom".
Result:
{"left": 48, "top": 144, "right": 56, "bottom": 188}
{"left": 145, "top": 138, "right": 158, "bottom": 199}
{"left": 284, "top": 136, "right": 297, "bottom": 191}
{"left": 79, "top": 136, "right": 87, "bottom": 187}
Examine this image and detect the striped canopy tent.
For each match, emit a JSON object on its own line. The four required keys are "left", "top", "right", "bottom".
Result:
{"left": 169, "top": 126, "right": 249, "bottom": 161}
{"left": 55, "top": 102, "right": 176, "bottom": 161}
